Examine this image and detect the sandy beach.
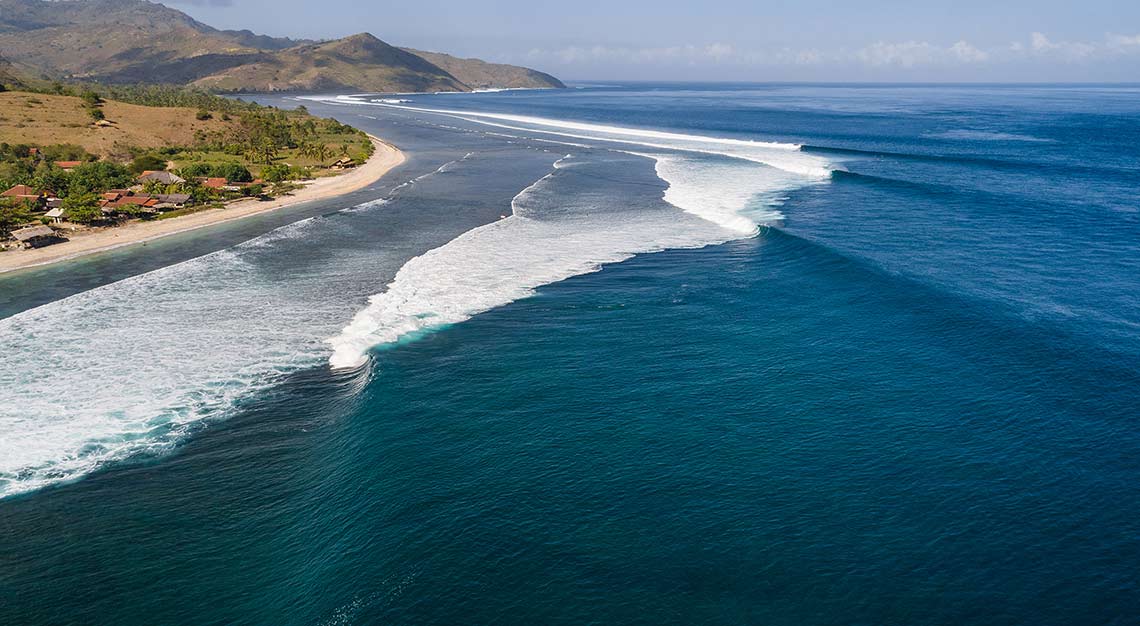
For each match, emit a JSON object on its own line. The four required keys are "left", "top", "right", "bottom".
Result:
{"left": 0, "top": 136, "right": 404, "bottom": 274}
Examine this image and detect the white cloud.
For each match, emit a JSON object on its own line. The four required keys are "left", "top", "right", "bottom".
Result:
{"left": 1026, "top": 32, "right": 1098, "bottom": 60}
{"left": 524, "top": 32, "right": 1140, "bottom": 72}
{"left": 857, "top": 41, "right": 937, "bottom": 67}
{"left": 951, "top": 41, "right": 989, "bottom": 63}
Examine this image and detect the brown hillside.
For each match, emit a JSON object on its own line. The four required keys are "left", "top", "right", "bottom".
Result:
{"left": 0, "top": 91, "right": 240, "bottom": 157}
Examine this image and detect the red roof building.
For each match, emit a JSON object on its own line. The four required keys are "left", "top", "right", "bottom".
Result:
{"left": 2, "top": 184, "right": 41, "bottom": 200}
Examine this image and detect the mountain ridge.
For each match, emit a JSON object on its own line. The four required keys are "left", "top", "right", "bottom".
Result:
{"left": 0, "top": 0, "right": 564, "bottom": 92}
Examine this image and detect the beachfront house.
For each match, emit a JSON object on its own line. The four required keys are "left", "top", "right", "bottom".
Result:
{"left": 330, "top": 157, "right": 356, "bottom": 170}
{"left": 152, "top": 193, "right": 191, "bottom": 210}
{"left": 98, "top": 190, "right": 160, "bottom": 216}
{"left": 44, "top": 207, "right": 65, "bottom": 224}
{"left": 10, "top": 225, "right": 61, "bottom": 248}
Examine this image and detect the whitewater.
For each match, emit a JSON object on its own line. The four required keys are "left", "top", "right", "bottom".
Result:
{"left": 0, "top": 100, "right": 831, "bottom": 497}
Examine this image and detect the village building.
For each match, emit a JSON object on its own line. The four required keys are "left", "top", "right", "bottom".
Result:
{"left": 10, "top": 225, "right": 61, "bottom": 248}
{"left": 152, "top": 193, "right": 191, "bottom": 209}
{"left": 54, "top": 161, "right": 83, "bottom": 171}
{"left": 2, "top": 184, "right": 44, "bottom": 206}
{"left": 138, "top": 171, "right": 185, "bottom": 185}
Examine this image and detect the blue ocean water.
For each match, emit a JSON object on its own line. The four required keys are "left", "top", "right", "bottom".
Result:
{"left": 1, "top": 84, "right": 1138, "bottom": 624}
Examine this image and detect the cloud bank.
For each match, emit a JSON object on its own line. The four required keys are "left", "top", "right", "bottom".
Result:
{"left": 522, "top": 32, "right": 1140, "bottom": 78}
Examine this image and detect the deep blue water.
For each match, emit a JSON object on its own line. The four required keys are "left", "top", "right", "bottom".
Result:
{"left": 1, "top": 84, "right": 1138, "bottom": 625}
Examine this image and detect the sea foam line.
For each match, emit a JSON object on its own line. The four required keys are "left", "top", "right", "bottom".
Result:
{"left": 315, "top": 96, "right": 834, "bottom": 179}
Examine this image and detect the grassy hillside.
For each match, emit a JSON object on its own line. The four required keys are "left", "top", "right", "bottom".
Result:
{"left": 0, "top": 92, "right": 242, "bottom": 158}
{"left": 0, "top": 0, "right": 563, "bottom": 93}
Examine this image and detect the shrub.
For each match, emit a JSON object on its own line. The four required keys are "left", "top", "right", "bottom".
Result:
{"left": 129, "top": 154, "right": 166, "bottom": 174}
{"left": 195, "top": 109, "right": 213, "bottom": 121}
{"left": 260, "top": 164, "right": 290, "bottom": 183}
{"left": 212, "top": 162, "right": 252, "bottom": 183}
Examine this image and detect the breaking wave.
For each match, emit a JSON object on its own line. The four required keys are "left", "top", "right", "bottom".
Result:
{"left": 1, "top": 99, "right": 831, "bottom": 497}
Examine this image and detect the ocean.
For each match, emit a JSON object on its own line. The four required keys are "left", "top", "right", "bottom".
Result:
{"left": 1, "top": 83, "right": 1138, "bottom": 624}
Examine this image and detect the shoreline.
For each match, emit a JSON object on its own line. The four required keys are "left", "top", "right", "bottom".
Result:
{"left": 0, "top": 136, "right": 405, "bottom": 275}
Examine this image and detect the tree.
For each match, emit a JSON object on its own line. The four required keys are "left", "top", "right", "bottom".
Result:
{"left": 213, "top": 162, "right": 252, "bottom": 183}
{"left": 61, "top": 192, "right": 103, "bottom": 225}
{"left": 178, "top": 162, "right": 213, "bottom": 178}
{"left": 67, "top": 161, "right": 133, "bottom": 194}
{"left": 195, "top": 109, "right": 213, "bottom": 121}
{"left": 129, "top": 154, "right": 166, "bottom": 174}
{"left": 0, "top": 199, "right": 35, "bottom": 236}
{"left": 31, "top": 162, "right": 68, "bottom": 197}
{"left": 260, "top": 164, "right": 290, "bottom": 183}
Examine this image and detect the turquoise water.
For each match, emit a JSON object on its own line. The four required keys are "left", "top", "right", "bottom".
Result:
{"left": 1, "top": 84, "right": 1138, "bottom": 624}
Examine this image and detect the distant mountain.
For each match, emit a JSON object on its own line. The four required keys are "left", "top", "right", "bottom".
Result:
{"left": 191, "top": 33, "right": 467, "bottom": 93}
{"left": 0, "top": 0, "right": 563, "bottom": 93}
{"left": 0, "top": 57, "right": 27, "bottom": 89}
{"left": 403, "top": 49, "right": 565, "bottom": 90}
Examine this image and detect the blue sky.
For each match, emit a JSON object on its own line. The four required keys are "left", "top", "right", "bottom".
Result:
{"left": 170, "top": 0, "right": 1140, "bottom": 81}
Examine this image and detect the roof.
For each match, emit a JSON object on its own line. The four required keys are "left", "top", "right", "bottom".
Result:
{"left": 2, "top": 184, "right": 39, "bottom": 198}
{"left": 138, "top": 171, "right": 185, "bottom": 185}
{"left": 45, "top": 207, "right": 65, "bottom": 218}
{"left": 11, "top": 225, "right": 55, "bottom": 241}
{"left": 154, "top": 193, "right": 191, "bottom": 204}
{"left": 109, "top": 195, "right": 158, "bottom": 208}
{"left": 55, "top": 161, "right": 83, "bottom": 169}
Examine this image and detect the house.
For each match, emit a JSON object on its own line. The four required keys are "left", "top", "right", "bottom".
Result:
{"left": 10, "top": 225, "right": 61, "bottom": 248}
{"left": 138, "top": 171, "right": 185, "bottom": 185}
{"left": 330, "top": 157, "right": 356, "bottom": 170}
{"left": 44, "top": 207, "right": 65, "bottom": 224}
{"left": 200, "top": 177, "right": 227, "bottom": 190}
{"left": 2, "top": 184, "right": 42, "bottom": 202}
{"left": 98, "top": 191, "right": 159, "bottom": 215}
{"left": 152, "top": 193, "right": 191, "bottom": 210}
{"left": 55, "top": 161, "right": 83, "bottom": 171}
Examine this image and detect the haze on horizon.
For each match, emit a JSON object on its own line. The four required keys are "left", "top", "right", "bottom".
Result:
{"left": 166, "top": 0, "right": 1140, "bottom": 82}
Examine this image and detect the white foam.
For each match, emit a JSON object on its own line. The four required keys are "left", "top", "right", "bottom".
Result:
{"left": 327, "top": 149, "right": 821, "bottom": 369}
{"left": 1, "top": 102, "right": 831, "bottom": 497}
{"left": 327, "top": 169, "right": 724, "bottom": 368}
{"left": 321, "top": 96, "right": 834, "bottom": 179}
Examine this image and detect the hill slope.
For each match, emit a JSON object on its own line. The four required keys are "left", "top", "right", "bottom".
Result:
{"left": 0, "top": 0, "right": 563, "bottom": 92}
{"left": 0, "top": 91, "right": 245, "bottom": 157}
{"left": 191, "top": 34, "right": 468, "bottom": 93}
{"left": 402, "top": 49, "right": 566, "bottom": 90}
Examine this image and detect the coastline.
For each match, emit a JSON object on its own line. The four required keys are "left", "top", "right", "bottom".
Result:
{"left": 0, "top": 136, "right": 405, "bottom": 275}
